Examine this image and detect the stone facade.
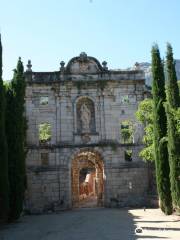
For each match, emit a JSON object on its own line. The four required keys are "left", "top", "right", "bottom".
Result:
{"left": 25, "top": 53, "right": 152, "bottom": 213}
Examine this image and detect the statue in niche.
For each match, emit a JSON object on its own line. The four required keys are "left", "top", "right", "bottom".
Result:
{"left": 80, "top": 103, "right": 91, "bottom": 132}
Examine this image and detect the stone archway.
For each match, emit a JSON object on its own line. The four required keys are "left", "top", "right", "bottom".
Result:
{"left": 71, "top": 149, "right": 104, "bottom": 208}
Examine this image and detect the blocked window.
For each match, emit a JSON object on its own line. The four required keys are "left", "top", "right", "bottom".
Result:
{"left": 121, "top": 120, "right": 134, "bottom": 143}
{"left": 41, "top": 153, "right": 49, "bottom": 166}
{"left": 32, "top": 95, "right": 39, "bottom": 107}
{"left": 124, "top": 150, "right": 132, "bottom": 162}
{"left": 40, "top": 96, "right": 49, "bottom": 105}
{"left": 39, "top": 123, "right": 51, "bottom": 143}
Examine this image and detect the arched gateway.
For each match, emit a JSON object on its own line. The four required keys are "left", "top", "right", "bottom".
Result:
{"left": 71, "top": 149, "right": 104, "bottom": 207}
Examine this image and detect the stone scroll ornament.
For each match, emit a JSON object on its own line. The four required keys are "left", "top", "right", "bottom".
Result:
{"left": 80, "top": 103, "right": 91, "bottom": 133}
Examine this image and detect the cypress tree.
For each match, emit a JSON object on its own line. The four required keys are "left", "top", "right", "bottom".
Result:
{"left": 6, "top": 79, "right": 17, "bottom": 221}
{"left": 151, "top": 44, "right": 172, "bottom": 215}
{"left": 165, "top": 43, "right": 180, "bottom": 209}
{"left": 0, "top": 34, "right": 9, "bottom": 222}
{"left": 7, "top": 58, "right": 26, "bottom": 221}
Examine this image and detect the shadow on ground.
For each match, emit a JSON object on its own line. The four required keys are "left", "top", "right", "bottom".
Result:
{"left": 0, "top": 208, "right": 178, "bottom": 240}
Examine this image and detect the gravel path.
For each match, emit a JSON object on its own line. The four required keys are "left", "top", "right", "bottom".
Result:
{"left": 0, "top": 208, "right": 179, "bottom": 240}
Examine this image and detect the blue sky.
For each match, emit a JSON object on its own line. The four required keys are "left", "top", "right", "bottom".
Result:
{"left": 0, "top": 0, "right": 180, "bottom": 79}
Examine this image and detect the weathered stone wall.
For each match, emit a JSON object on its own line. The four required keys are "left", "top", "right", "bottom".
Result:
{"left": 25, "top": 53, "right": 152, "bottom": 213}
{"left": 25, "top": 146, "right": 149, "bottom": 212}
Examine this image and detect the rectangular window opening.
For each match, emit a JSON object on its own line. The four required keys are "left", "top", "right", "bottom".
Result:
{"left": 39, "top": 122, "right": 52, "bottom": 143}
{"left": 124, "top": 150, "right": 132, "bottom": 162}
{"left": 120, "top": 120, "right": 134, "bottom": 144}
{"left": 41, "top": 153, "right": 49, "bottom": 166}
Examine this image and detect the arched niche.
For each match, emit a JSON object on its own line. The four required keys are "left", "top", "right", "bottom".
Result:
{"left": 76, "top": 97, "right": 96, "bottom": 134}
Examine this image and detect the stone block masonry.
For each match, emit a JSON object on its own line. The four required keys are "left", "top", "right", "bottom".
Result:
{"left": 25, "top": 53, "right": 154, "bottom": 213}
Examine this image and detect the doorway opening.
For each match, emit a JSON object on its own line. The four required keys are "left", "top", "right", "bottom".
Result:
{"left": 71, "top": 150, "right": 104, "bottom": 208}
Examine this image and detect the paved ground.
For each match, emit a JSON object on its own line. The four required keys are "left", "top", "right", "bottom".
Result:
{"left": 0, "top": 208, "right": 179, "bottom": 240}
{"left": 79, "top": 195, "right": 98, "bottom": 208}
{"left": 129, "top": 208, "right": 180, "bottom": 239}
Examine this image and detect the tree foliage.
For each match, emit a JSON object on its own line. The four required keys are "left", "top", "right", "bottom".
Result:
{"left": 151, "top": 44, "right": 172, "bottom": 215}
{"left": 6, "top": 58, "right": 27, "bottom": 221}
{"left": 165, "top": 43, "right": 180, "bottom": 209}
{"left": 39, "top": 123, "right": 51, "bottom": 143}
{"left": 173, "top": 108, "right": 180, "bottom": 135}
{"left": 136, "top": 98, "right": 154, "bottom": 161}
{"left": 120, "top": 120, "right": 134, "bottom": 143}
{"left": 0, "top": 35, "right": 9, "bottom": 223}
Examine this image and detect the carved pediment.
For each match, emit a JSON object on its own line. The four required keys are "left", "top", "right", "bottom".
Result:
{"left": 66, "top": 52, "right": 104, "bottom": 74}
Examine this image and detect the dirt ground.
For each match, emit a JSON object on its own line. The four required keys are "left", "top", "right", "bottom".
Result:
{"left": 0, "top": 208, "right": 179, "bottom": 240}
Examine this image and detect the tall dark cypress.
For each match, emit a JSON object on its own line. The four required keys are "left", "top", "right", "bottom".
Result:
{"left": 0, "top": 34, "right": 9, "bottom": 222}
{"left": 151, "top": 44, "right": 172, "bottom": 215}
{"left": 7, "top": 58, "right": 26, "bottom": 221}
{"left": 165, "top": 43, "right": 180, "bottom": 209}
{"left": 6, "top": 77, "right": 18, "bottom": 221}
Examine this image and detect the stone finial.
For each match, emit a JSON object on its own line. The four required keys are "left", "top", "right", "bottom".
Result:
{"left": 102, "top": 61, "right": 108, "bottom": 70}
{"left": 134, "top": 62, "right": 140, "bottom": 70}
{"left": 79, "top": 52, "right": 88, "bottom": 62}
{"left": 26, "top": 60, "right": 32, "bottom": 72}
{"left": 60, "top": 61, "right": 65, "bottom": 71}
